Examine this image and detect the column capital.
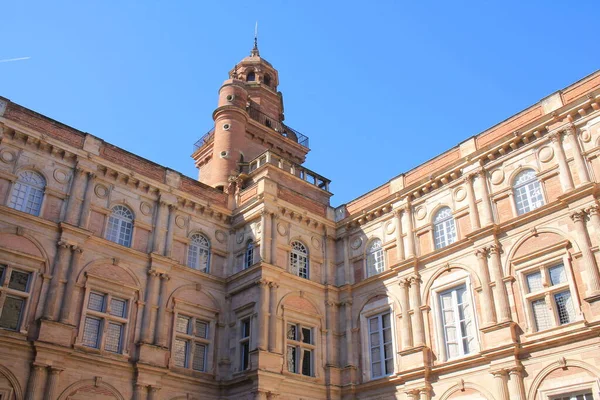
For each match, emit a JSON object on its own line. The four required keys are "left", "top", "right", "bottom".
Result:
{"left": 562, "top": 123, "right": 576, "bottom": 136}
{"left": 32, "top": 363, "right": 48, "bottom": 371}
{"left": 148, "top": 385, "right": 161, "bottom": 393}
{"left": 399, "top": 278, "right": 411, "bottom": 288}
{"left": 159, "top": 273, "right": 170, "bottom": 281}
{"left": 570, "top": 210, "right": 586, "bottom": 223}
{"left": 342, "top": 300, "right": 353, "bottom": 307}
{"left": 491, "top": 368, "right": 508, "bottom": 377}
{"left": 256, "top": 278, "right": 270, "bottom": 287}
{"left": 475, "top": 248, "right": 488, "bottom": 259}
{"left": 48, "top": 366, "right": 64, "bottom": 375}
{"left": 507, "top": 366, "right": 523, "bottom": 376}
{"left": 325, "top": 300, "right": 338, "bottom": 308}
{"left": 488, "top": 243, "right": 502, "bottom": 255}
{"left": 548, "top": 131, "right": 564, "bottom": 142}
{"left": 393, "top": 208, "right": 404, "bottom": 217}
{"left": 586, "top": 205, "right": 600, "bottom": 217}
{"left": 409, "top": 274, "right": 422, "bottom": 285}
{"left": 86, "top": 171, "right": 97, "bottom": 180}
{"left": 57, "top": 240, "right": 70, "bottom": 250}
{"left": 268, "top": 281, "right": 279, "bottom": 289}
{"left": 148, "top": 269, "right": 160, "bottom": 277}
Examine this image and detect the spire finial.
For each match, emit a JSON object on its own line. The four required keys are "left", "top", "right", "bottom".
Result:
{"left": 251, "top": 21, "right": 260, "bottom": 57}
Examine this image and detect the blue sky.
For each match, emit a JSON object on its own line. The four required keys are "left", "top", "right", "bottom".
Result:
{"left": 1, "top": 1, "right": 599, "bottom": 205}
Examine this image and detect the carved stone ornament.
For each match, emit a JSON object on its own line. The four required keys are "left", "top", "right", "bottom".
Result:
{"left": 415, "top": 206, "right": 427, "bottom": 220}
{"left": 0, "top": 149, "right": 16, "bottom": 164}
{"left": 350, "top": 236, "right": 362, "bottom": 250}
{"left": 538, "top": 145, "right": 555, "bottom": 163}
{"left": 255, "top": 222, "right": 261, "bottom": 235}
{"left": 385, "top": 220, "right": 395, "bottom": 235}
{"left": 215, "top": 230, "right": 227, "bottom": 243}
{"left": 139, "top": 201, "right": 152, "bottom": 216}
{"left": 311, "top": 236, "right": 321, "bottom": 250}
{"left": 454, "top": 186, "right": 467, "bottom": 202}
{"left": 236, "top": 231, "right": 245, "bottom": 244}
{"left": 277, "top": 222, "right": 288, "bottom": 236}
{"left": 175, "top": 215, "right": 186, "bottom": 229}
{"left": 53, "top": 168, "right": 69, "bottom": 184}
{"left": 94, "top": 183, "right": 109, "bottom": 199}
{"left": 580, "top": 128, "right": 592, "bottom": 143}
{"left": 490, "top": 169, "right": 505, "bottom": 185}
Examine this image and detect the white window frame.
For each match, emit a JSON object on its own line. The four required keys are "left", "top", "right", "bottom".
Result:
{"left": 239, "top": 316, "right": 252, "bottom": 371}
{"left": 8, "top": 170, "right": 46, "bottom": 217}
{"left": 430, "top": 269, "right": 480, "bottom": 362}
{"left": 433, "top": 207, "right": 457, "bottom": 250}
{"left": 540, "top": 380, "right": 600, "bottom": 400}
{"left": 172, "top": 313, "right": 210, "bottom": 372}
{"left": 365, "top": 238, "right": 385, "bottom": 278}
{"left": 512, "top": 168, "right": 545, "bottom": 216}
{"left": 359, "top": 297, "right": 397, "bottom": 381}
{"left": 516, "top": 249, "right": 582, "bottom": 334}
{"left": 188, "top": 233, "right": 211, "bottom": 273}
{"left": 105, "top": 205, "right": 134, "bottom": 247}
{"left": 0, "top": 263, "right": 34, "bottom": 333}
{"left": 290, "top": 241, "right": 309, "bottom": 279}
{"left": 286, "top": 322, "right": 316, "bottom": 377}
{"left": 76, "top": 289, "right": 131, "bottom": 354}
{"left": 170, "top": 299, "right": 217, "bottom": 374}
{"left": 244, "top": 240, "right": 255, "bottom": 270}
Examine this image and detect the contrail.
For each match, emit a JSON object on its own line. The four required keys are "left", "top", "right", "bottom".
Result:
{"left": 0, "top": 57, "right": 31, "bottom": 63}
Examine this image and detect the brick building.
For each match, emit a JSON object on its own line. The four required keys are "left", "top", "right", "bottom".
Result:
{"left": 0, "top": 44, "right": 600, "bottom": 400}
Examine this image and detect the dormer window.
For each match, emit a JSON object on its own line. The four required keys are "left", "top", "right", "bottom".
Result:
{"left": 264, "top": 74, "right": 272, "bottom": 86}
{"left": 246, "top": 71, "right": 256, "bottom": 82}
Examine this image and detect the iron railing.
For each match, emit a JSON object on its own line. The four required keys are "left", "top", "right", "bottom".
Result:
{"left": 193, "top": 107, "right": 309, "bottom": 153}
{"left": 247, "top": 107, "right": 309, "bottom": 149}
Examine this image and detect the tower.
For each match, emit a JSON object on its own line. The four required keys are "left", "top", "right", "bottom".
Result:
{"left": 192, "top": 39, "right": 310, "bottom": 190}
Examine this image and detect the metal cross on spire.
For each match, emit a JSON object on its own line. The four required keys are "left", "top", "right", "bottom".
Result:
{"left": 251, "top": 21, "right": 260, "bottom": 56}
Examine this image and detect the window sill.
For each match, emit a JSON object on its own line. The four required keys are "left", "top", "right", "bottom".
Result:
{"left": 73, "top": 344, "right": 130, "bottom": 361}
{"left": 169, "top": 366, "right": 214, "bottom": 379}
{"left": 281, "top": 370, "right": 318, "bottom": 382}
{"left": 523, "top": 319, "right": 586, "bottom": 339}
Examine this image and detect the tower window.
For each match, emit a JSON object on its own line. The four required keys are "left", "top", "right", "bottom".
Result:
{"left": 246, "top": 72, "right": 256, "bottom": 82}
{"left": 264, "top": 74, "right": 272, "bottom": 86}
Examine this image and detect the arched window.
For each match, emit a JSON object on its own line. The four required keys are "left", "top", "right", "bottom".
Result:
{"left": 366, "top": 239, "right": 384, "bottom": 277}
{"left": 9, "top": 170, "right": 45, "bottom": 216}
{"left": 244, "top": 240, "right": 254, "bottom": 269}
{"left": 513, "top": 169, "right": 545, "bottom": 215}
{"left": 263, "top": 74, "right": 272, "bottom": 86}
{"left": 105, "top": 205, "right": 134, "bottom": 247}
{"left": 246, "top": 71, "right": 256, "bottom": 82}
{"left": 290, "top": 241, "right": 309, "bottom": 279}
{"left": 433, "top": 207, "right": 457, "bottom": 249}
{"left": 188, "top": 233, "right": 211, "bottom": 273}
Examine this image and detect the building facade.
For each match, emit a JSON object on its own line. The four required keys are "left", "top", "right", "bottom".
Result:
{"left": 0, "top": 46, "right": 600, "bottom": 400}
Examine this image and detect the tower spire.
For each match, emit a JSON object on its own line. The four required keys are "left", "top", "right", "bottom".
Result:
{"left": 251, "top": 21, "right": 260, "bottom": 57}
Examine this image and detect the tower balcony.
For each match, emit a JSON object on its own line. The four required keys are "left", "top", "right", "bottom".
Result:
{"left": 242, "top": 150, "right": 330, "bottom": 192}
{"left": 193, "top": 107, "right": 309, "bottom": 153}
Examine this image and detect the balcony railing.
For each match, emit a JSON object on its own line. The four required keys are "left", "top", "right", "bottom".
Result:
{"left": 193, "top": 128, "right": 215, "bottom": 152}
{"left": 242, "top": 150, "right": 330, "bottom": 192}
{"left": 247, "top": 107, "right": 309, "bottom": 149}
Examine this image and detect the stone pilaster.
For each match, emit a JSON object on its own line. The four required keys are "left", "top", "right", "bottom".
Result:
{"left": 464, "top": 175, "right": 481, "bottom": 230}
{"left": 268, "top": 282, "right": 278, "bottom": 352}
{"left": 488, "top": 244, "right": 511, "bottom": 322}
{"left": 549, "top": 132, "right": 575, "bottom": 191}
{"left": 148, "top": 386, "right": 161, "bottom": 400}
{"left": 140, "top": 269, "right": 160, "bottom": 344}
{"left": 399, "top": 278, "right": 413, "bottom": 349}
{"left": 475, "top": 248, "right": 496, "bottom": 326}
{"left": 43, "top": 367, "right": 63, "bottom": 400}
{"left": 325, "top": 301, "right": 337, "bottom": 366}
{"left": 25, "top": 363, "right": 47, "bottom": 400}
{"left": 564, "top": 124, "right": 591, "bottom": 184}
{"left": 64, "top": 167, "right": 85, "bottom": 225}
{"left": 132, "top": 383, "right": 146, "bottom": 400}
{"left": 343, "top": 236, "right": 351, "bottom": 285}
{"left": 44, "top": 241, "right": 71, "bottom": 321}
{"left": 492, "top": 369, "right": 510, "bottom": 400}
{"left": 409, "top": 275, "right": 425, "bottom": 346}
{"left": 507, "top": 368, "right": 527, "bottom": 400}
{"left": 405, "top": 204, "right": 416, "bottom": 258}
{"left": 256, "top": 279, "right": 269, "bottom": 351}
{"left": 152, "top": 200, "right": 168, "bottom": 254}
{"left": 394, "top": 209, "right": 406, "bottom": 260}
{"left": 259, "top": 211, "right": 270, "bottom": 263}
{"left": 78, "top": 172, "right": 96, "bottom": 229}
{"left": 154, "top": 273, "right": 170, "bottom": 347}
{"left": 59, "top": 245, "right": 84, "bottom": 325}
{"left": 477, "top": 169, "right": 494, "bottom": 226}
{"left": 164, "top": 204, "right": 176, "bottom": 257}
{"left": 571, "top": 211, "right": 600, "bottom": 300}
{"left": 344, "top": 300, "right": 354, "bottom": 366}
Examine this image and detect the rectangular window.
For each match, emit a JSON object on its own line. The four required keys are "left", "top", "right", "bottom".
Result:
{"left": 551, "top": 392, "right": 593, "bottom": 400}
{"left": 286, "top": 323, "right": 315, "bottom": 377}
{"left": 240, "top": 318, "right": 251, "bottom": 370}
{"left": 0, "top": 267, "right": 31, "bottom": 331}
{"left": 438, "top": 285, "right": 476, "bottom": 359}
{"left": 173, "top": 313, "right": 210, "bottom": 372}
{"left": 523, "top": 263, "right": 577, "bottom": 332}
{"left": 368, "top": 312, "right": 394, "bottom": 378}
{"left": 80, "top": 291, "right": 128, "bottom": 353}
